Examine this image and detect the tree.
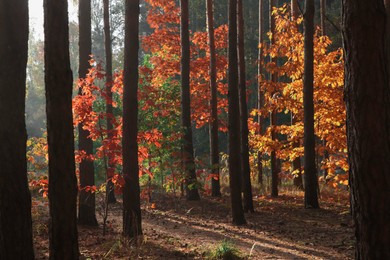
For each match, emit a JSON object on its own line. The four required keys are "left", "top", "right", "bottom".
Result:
{"left": 303, "top": 0, "right": 319, "bottom": 208}
{"left": 78, "top": 0, "right": 98, "bottom": 226}
{"left": 320, "top": 0, "right": 326, "bottom": 36}
{"left": 237, "top": 0, "right": 254, "bottom": 213}
{"left": 0, "top": 0, "right": 34, "bottom": 258}
{"left": 122, "top": 0, "right": 142, "bottom": 237}
{"left": 44, "top": 0, "right": 80, "bottom": 258}
{"left": 180, "top": 0, "right": 200, "bottom": 200}
{"left": 206, "top": 0, "right": 221, "bottom": 197}
{"left": 343, "top": 0, "right": 390, "bottom": 258}
{"left": 257, "top": 0, "right": 264, "bottom": 186}
{"left": 228, "top": 0, "right": 246, "bottom": 225}
{"left": 103, "top": 0, "right": 117, "bottom": 204}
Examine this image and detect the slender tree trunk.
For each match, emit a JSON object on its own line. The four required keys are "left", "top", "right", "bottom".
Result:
{"left": 237, "top": 0, "right": 254, "bottom": 213}
{"left": 269, "top": 0, "right": 278, "bottom": 198}
{"left": 0, "top": 1, "right": 34, "bottom": 258}
{"left": 103, "top": 0, "right": 117, "bottom": 204}
{"left": 257, "top": 0, "right": 264, "bottom": 186}
{"left": 320, "top": 0, "right": 326, "bottom": 36}
{"left": 303, "top": 0, "right": 319, "bottom": 208}
{"left": 291, "top": 0, "right": 299, "bottom": 17}
{"left": 343, "top": 0, "right": 390, "bottom": 258}
{"left": 180, "top": 0, "right": 200, "bottom": 201}
{"left": 206, "top": 0, "right": 221, "bottom": 197}
{"left": 228, "top": 0, "right": 246, "bottom": 225}
{"left": 78, "top": 0, "right": 98, "bottom": 226}
{"left": 44, "top": 0, "right": 80, "bottom": 258}
{"left": 123, "top": 0, "right": 142, "bottom": 238}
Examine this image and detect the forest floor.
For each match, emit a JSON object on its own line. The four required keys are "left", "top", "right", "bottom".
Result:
{"left": 32, "top": 187, "right": 354, "bottom": 259}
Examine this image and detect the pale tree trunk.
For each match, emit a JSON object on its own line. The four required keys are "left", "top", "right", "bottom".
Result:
{"left": 228, "top": 0, "right": 246, "bottom": 225}
{"left": 303, "top": 0, "right": 319, "bottom": 208}
{"left": 123, "top": 0, "right": 142, "bottom": 238}
{"left": 0, "top": 0, "right": 34, "bottom": 258}
{"left": 180, "top": 0, "right": 200, "bottom": 200}
{"left": 206, "top": 0, "right": 221, "bottom": 197}
{"left": 44, "top": 0, "right": 80, "bottom": 257}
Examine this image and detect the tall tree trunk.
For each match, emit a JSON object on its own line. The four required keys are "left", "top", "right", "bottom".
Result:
{"left": 343, "top": 0, "right": 390, "bottom": 258}
{"left": 291, "top": 0, "right": 303, "bottom": 189}
{"left": 44, "top": 0, "right": 80, "bottom": 258}
{"left": 228, "top": 0, "right": 246, "bottom": 225}
{"left": 78, "top": 0, "right": 98, "bottom": 226}
{"left": 320, "top": 0, "right": 326, "bottom": 36}
{"left": 237, "top": 0, "right": 254, "bottom": 213}
{"left": 180, "top": 0, "right": 200, "bottom": 201}
{"left": 123, "top": 0, "right": 142, "bottom": 238}
{"left": 269, "top": 0, "right": 278, "bottom": 197}
{"left": 303, "top": 0, "right": 319, "bottom": 208}
{"left": 206, "top": 0, "right": 221, "bottom": 197}
{"left": 257, "top": 0, "right": 264, "bottom": 186}
{"left": 0, "top": 1, "right": 34, "bottom": 258}
{"left": 103, "top": 0, "right": 117, "bottom": 204}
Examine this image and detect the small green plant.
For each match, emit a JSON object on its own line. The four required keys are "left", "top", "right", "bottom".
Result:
{"left": 206, "top": 240, "right": 242, "bottom": 260}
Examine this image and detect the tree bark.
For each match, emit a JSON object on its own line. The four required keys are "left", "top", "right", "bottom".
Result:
{"left": 269, "top": 0, "right": 278, "bottom": 198}
{"left": 257, "top": 0, "right": 264, "bottom": 186}
{"left": 343, "top": 0, "right": 390, "bottom": 258}
{"left": 180, "top": 0, "right": 200, "bottom": 201}
{"left": 0, "top": 1, "right": 34, "bottom": 258}
{"left": 103, "top": 0, "right": 117, "bottom": 204}
{"left": 320, "top": 0, "right": 326, "bottom": 36}
{"left": 123, "top": 0, "right": 142, "bottom": 238}
{"left": 78, "top": 0, "right": 98, "bottom": 226}
{"left": 237, "top": 0, "right": 254, "bottom": 213}
{"left": 291, "top": 0, "right": 299, "bottom": 18}
{"left": 303, "top": 0, "right": 319, "bottom": 208}
{"left": 206, "top": 0, "right": 221, "bottom": 197}
{"left": 44, "top": 0, "right": 80, "bottom": 258}
{"left": 228, "top": 0, "right": 246, "bottom": 225}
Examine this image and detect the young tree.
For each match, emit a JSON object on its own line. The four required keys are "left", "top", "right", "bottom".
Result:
{"left": 303, "top": 0, "right": 319, "bottom": 208}
{"left": 122, "top": 0, "right": 142, "bottom": 237}
{"left": 103, "top": 0, "right": 117, "bottom": 204}
{"left": 180, "top": 0, "right": 200, "bottom": 200}
{"left": 206, "top": 0, "right": 221, "bottom": 197}
{"left": 44, "top": 0, "right": 80, "bottom": 257}
{"left": 78, "top": 0, "right": 98, "bottom": 226}
{"left": 237, "top": 0, "right": 254, "bottom": 213}
{"left": 320, "top": 0, "right": 326, "bottom": 36}
{"left": 228, "top": 0, "right": 246, "bottom": 225}
{"left": 257, "top": 0, "right": 264, "bottom": 186}
{"left": 0, "top": 1, "right": 34, "bottom": 258}
{"left": 343, "top": 0, "right": 390, "bottom": 258}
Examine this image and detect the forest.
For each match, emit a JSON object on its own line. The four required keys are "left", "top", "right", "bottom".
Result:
{"left": 1, "top": 0, "right": 389, "bottom": 259}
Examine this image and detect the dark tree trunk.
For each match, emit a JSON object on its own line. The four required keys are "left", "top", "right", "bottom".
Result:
{"left": 320, "top": 0, "right": 326, "bottom": 36}
{"left": 291, "top": 0, "right": 299, "bottom": 17}
{"left": 180, "top": 0, "right": 200, "bottom": 201}
{"left": 206, "top": 0, "right": 221, "bottom": 197}
{"left": 103, "top": 0, "right": 117, "bottom": 204}
{"left": 303, "top": 0, "right": 319, "bottom": 209}
{"left": 343, "top": 0, "right": 390, "bottom": 258}
{"left": 78, "top": 0, "right": 98, "bottom": 227}
{"left": 44, "top": 0, "right": 80, "bottom": 258}
{"left": 237, "top": 0, "right": 254, "bottom": 213}
{"left": 269, "top": 0, "right": 278, "bottom": 198}
{"left": 123, "top": 0, "right": 142, "bottom": 238}
{"left": 0, "top": 1, "right": 34, "bottom": 258}
{"left": 228, "top": 0, "right": 246, "bottom": 225}
{"left": 257, "top": 0, "right": 264, "bottom": 186}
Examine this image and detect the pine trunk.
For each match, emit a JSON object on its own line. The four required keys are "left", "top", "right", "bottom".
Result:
{"left": 303, "top": 0, "right": 319, "bottom": 208}
{"left": 78, "top": 0, "right": 98, "bottom": 226}
{"left": 206, "top": 0, "right": 221, "bottom": 197}
{"left": 103, "top": 0, "right": 117, "bottom": 204}
{"left": 237, "top": 0, "right": 254, "bottom": 213}
{"left": 228, "top": 0, "right": 246, "bottom": 225}
{"left": 343, "top": 0, "right": 390, "bottom": 258}
{"left": 123, "top": 0, "right": 142, "bottom": 238}
{"left": 44, "top": 0, "right": 80, "bottom": 258}
{"left": 180, "top": 0, "right": 200, "bottom": 201}
{"left": 0, "top": 1, "right": 34, "bottom": 258}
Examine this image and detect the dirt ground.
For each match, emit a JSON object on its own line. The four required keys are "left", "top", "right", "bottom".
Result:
{"left": 32, "top": 188, "right": 354, "bottom": 259}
